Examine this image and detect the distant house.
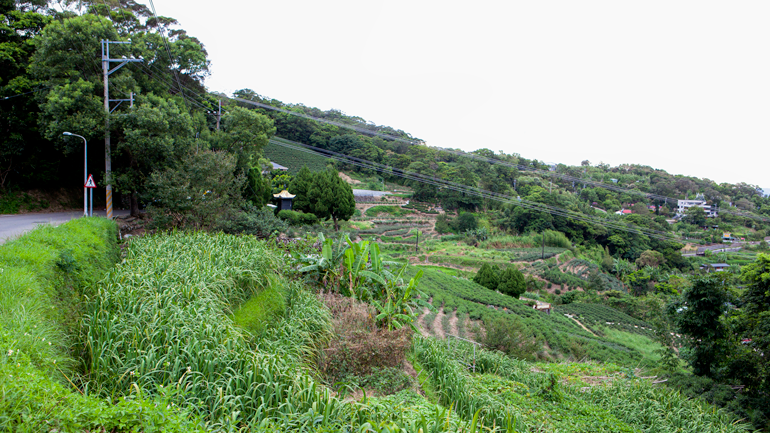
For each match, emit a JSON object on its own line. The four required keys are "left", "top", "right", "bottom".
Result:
{"left": 677, "top": 199, "right": 718, "bottom": 218}
{"left": 700, "top": 263, "right": 730, "bottom": 273}
{"left": 263, "top": 162, "right": 289, "bottom": 175}
{"left": 615, "top": 209, "right": 633, "bottom": 215}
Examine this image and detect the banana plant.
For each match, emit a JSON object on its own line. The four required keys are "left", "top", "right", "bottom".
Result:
{"left": 297, "top": 233, "right": 346, "bottom": 292}
{"left": 371, "top": 268, "right": 427, "bottom": 331}
{"left": 342, "top": 236, "right": 371, "bottom": 299}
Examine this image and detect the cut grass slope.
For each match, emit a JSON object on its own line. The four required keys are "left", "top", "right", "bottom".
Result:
{"left": 0, "top": 219, "right": 201, "bottom": 432}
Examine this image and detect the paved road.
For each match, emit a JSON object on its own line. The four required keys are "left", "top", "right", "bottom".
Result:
{"left": 0, "top": 210, "right": 129, "bottom": 245}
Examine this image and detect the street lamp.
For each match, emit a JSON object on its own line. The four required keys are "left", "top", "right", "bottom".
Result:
{"left": 63, "top": 132, "right": 89, "bottom": 217}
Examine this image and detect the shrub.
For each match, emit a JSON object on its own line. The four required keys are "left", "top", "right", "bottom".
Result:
{"left": 215, "top": 205, "right": 288, "bottom": 237}
{"left": 435, "top": 214, "right": 453, "bottom": 234}
{"left": 482, "top": 317, "right": 541, "bottom": 360}
{"left": 146, "top": 151, "right": 244, "bottom": 229}
{"left": 555, "top": 289, "right": 561, "bottom": 295}
{"left": 278, "top": 209, "right": 319, "bottom": 226}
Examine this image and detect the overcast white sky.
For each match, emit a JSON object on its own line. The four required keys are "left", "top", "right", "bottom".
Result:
{"left": 147, "top": 0, "right": 768, "bottom": 190}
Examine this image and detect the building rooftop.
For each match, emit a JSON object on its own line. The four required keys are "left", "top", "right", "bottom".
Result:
{"left": 273, "top": 190, "right": 296, "bottom": 199}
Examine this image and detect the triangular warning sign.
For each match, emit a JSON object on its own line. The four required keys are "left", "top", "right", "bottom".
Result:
{"left": 85, "top": 174, "right": 96, "bottom": 188}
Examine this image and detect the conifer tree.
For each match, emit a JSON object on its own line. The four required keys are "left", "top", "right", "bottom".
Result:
{"left": 473, "top": 263, "right": 500, "bottom": 291}
{"left": 289, "top": 165, "right": 314, "bottom": 213}
{"left": 498, "top": 267, "right": 526, "bottom": 298}
{"left": 308, "top": 167, "right": 355, "bottom": 231}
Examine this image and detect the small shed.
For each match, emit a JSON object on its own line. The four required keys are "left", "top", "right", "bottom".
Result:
{"left": 273, "top": 190, "right": 296, "bottom": 211}
{"left": 534, "top": 302, "right": 552, "bottom": 315}
{"left": 700, "top": 263, "right": 730, "bottom": 273}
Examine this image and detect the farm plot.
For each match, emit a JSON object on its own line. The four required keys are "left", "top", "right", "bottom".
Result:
{"left": 264, "top": 137, "right": 330, "bottom": 173}
{"left": 416, "top": 338, "right": 749, "bottom": 433}
{"left": 555, "top": 303, "right": 654, "bottom": 337}
{"left": 408, "top": 268, "right": 655, "bottom": 366}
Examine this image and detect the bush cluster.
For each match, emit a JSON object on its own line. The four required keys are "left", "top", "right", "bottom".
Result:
{"left": 277, "top": 209, "right": 319, "bottom": 226}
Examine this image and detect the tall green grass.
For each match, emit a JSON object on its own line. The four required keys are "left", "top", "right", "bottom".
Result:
{"left": 81, "top": 231, "right": 499, "bottom": 431}
{"left": 0, "top": 218, "right": 202, "bottom": 432}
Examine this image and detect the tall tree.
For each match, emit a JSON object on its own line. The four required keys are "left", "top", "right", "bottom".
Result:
{"left": 307, "top": 167, "right": 355, "bottom": 231}
{"left": 498, "top": 267, "right": 526, "bottom": 298}
{"left": 736, "top": 253, "right": 770, "bottom": 392}
{"left": 670, "top": 275, "right": 730, "bottom": 377}
{"left": 289, "top": 165, "right": 314, "bottom": 213}
{"left": 0, "top": 0, "right": 50, "bottom": 188}
{"left": 211, "top": 106, "right": 275, "bottom": 172}
{"left": 113, "top": 93, "right": 194, "bottom": 215}
{"left": 473, "top": 263, "right": 500, "bottom": 291}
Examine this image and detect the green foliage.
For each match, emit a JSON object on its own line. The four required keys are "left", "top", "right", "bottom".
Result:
{"left": 0, "top": 219, "right": 200, "bottom": 431}
{"left": 555, "top": 303, "right": 654, "bottom": 337}
{"left": 215, "top": 204, "right": 289, "bottom": 237}
{"left": 0, "top": 191, "right": 50, "bottom": 214}
{"left": 636, "top": 249, "right": 667, "bottom": 268}
{"left": 482, "top": 317, "right": 540, "bottom": 360}
{"left": 210, "top": 105, "right": 276, "bottom": 171}
{"left": 683, "top": 206, "right": 708, "bottom": 226}
{"left": 670, "top": 275, "right": 730, "bottom": 377}
{"left": 308, "top": 167, "right": 356, "bottom": 231}
{"left": 81, "top": 232, "right": 338, "bottom": 429}
{"left": 277, "top": 209, "right": 318, "bottom": 226}
{"left": 734, "top": 253, "right": 770, "bottom": 395}
{"left": 435, "top": 213, "right": 453, "bottom": 234}
{"left": 146, "top": 150, "right": 243, "bottom": 229}
{"left": 365, "top": 205, "right": 414, "bottom": 217}
{"left": 0, "top": 218, "right": 118, "bottom": 374}
{"left": 232, "top": 280, "right": 287, "bottom": 336}
{"left": 298, "top": 234, "right": 427, "bottom": 331}
{"left": 288, "top": 165, "right": 314, "bottom": 212}
{"left": 245, "top": 167, "right": 271, "bottom": 207}
{"left": 498, "top": 267, "right": 526, "bottom": 298}
{"left": 473, "top": 263, "right": 500, "bottom": 291}
{"left": 270, "top": 171, "right": 292, "bottom": 194}
{"left": 452, "top": 212, "right": 478, "bottom": 232}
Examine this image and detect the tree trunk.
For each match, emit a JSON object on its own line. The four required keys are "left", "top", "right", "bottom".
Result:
{"left": 333, "top": 215, "right": 339, "bottom": 231}
{"left": 130, "top": 191, "right": 140, "bottom": 217}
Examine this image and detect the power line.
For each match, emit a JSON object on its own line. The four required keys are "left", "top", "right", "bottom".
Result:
{"left": 268, "top": 137, "right": 682, "bottom": 243}
{"left": 235, "top": 96, "right": 768, "bottom": 223}
{"left": 146, "top": 0, "right": 187, "bottom": 110}
{"left": 1, "top": 86, "right": 52, "bottom": 101}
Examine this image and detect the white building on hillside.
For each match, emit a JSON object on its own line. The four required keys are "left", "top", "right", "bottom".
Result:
{"left": 677, "top": 199, "right": 718, "bottom": 218}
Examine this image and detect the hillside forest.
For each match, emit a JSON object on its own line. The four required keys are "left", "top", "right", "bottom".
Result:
{"left": 2, "top": 1, "right": 770, "bottom": 432}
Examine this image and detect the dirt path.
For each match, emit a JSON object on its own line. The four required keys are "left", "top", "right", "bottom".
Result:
{"left": 432, "top": 309, "right": 446, "bottom": 339}
{"left": 417, "top": 306, "right": 432, "bottom": 337}
{"left": 567, "top": 315, "right": 598, "bottom": 337}
{"left": 448, "top": 311, "right": 459, "bottom": 336}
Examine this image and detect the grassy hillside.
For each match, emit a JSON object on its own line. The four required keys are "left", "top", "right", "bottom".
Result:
{"left": 4, "top": 225, "right": 753, "bottom": 432}
{"left": 264, "top": 137, "right": 330, "bottom": 173}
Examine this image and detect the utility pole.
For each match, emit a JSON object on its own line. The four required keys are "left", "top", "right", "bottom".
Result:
{"left": 208, "top": 99, "right": 221, "bottom": 131}
{"left": 102, "top": 40, "right": 142, "bottom": 219}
